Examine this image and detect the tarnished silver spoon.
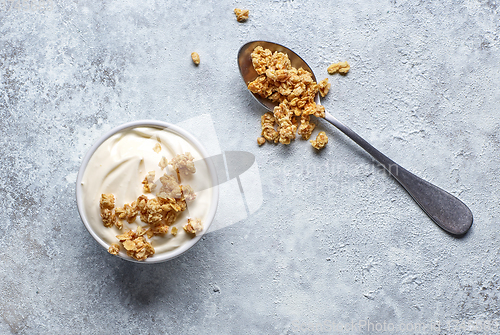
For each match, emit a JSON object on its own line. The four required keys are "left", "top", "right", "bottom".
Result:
{"left": 238, "top": 40, "right": 473, "bottom": 236}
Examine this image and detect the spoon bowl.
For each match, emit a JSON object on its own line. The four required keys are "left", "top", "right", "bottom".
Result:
{"left": 237, "top": 40, "right": 473, "bottom": 236}
{"left": 237, "top": 41, "right": 320, "bottom": 111}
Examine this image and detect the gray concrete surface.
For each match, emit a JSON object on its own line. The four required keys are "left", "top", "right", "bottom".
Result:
{"left": 1, "top": 0, "right": 499, "bottom": 334}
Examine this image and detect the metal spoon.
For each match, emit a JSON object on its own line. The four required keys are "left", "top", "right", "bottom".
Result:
{"left": 237, "top": 40, "right": 473, "bottom": 236}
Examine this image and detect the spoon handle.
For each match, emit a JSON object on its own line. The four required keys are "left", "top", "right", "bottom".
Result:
{"left": 324, "top": 112, "right": 473, "bottom": 235}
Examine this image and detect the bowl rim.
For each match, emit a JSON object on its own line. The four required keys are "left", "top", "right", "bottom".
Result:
{"left": 75, "top": 120, "right": 219, "bottom": 264}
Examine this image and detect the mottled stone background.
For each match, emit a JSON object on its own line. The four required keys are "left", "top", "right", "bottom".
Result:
{"left": 1, "top": 0, "right": 499, "bottom": 334}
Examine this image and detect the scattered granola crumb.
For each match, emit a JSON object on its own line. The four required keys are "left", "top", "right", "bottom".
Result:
{"left": 310, "top": 131, "right": 329, "bottom": 149}
{"left": 153, "top": 143, "right": 161, "bottom": 153}
{"left": 158, "top": 156, "right": 168, "bottom": 170}
{"left": 108, "top": 243, "right": 120, "bottom": 255}
{"left": 234, "top": 8, "right": 249, "bottom": 22}
{"left": 327, "top": 61, "right": 350, "bottom": 75}
{"left": 183, "top": 218, "right": 203, "bottom": 235}
{"left": 171, "top": 227, "right": 178, "bottom": 236}
{"left": 191, "top": 52, "right": 200, "bottom": 65}
{"left": 257, "top": 137, "right": 266, "bottom": 146}
{"left": 142, "top": 171, "right": 156, "bottom": 193}
{"left": 169, "top": 152, "right": 196, "bottom": 176}
{"left": 318, "top": 78, "right": 331, "bottom": 97}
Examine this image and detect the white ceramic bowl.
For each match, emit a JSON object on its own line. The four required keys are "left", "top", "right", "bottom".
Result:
{"left": 76, "top": 120, "right": 219, "bottom": 263}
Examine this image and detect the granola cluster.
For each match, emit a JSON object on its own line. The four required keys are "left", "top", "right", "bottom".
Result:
{"left": 142, "top": 171, "right": 156, "bottom": 193}
{"left": 261, "top": 112, "right": 279, "bottom": 143}
{"left": 310, "top": 131, "right": 329, "bottom": 150}
{"left": 159, "top": 152, "right": 196, "bottom": 176}
{"left": 191, "top": 52, "right": 200, "bottom": 65}
{"left": 108, "top": 243, "right": 120, "bottom": 255}
{"left": 115, "top": 202, "right": 138, "bottom": 223}
{"left": 100, "top": 153, "right": 203, "bottom": 261}
{"left": 327, "top": 61, "right": 350, "bottom": 75}
{"left": 100, "top": 194, "right": 119, "bottom": 229}
{"left": 116, "top": 227, "right": 155, "bottom": 261}
{"left": 234, "top": 8, "right": 249, "bottom": 22}
{"left": 153, "top": 143, "right": 162, "bottom": 153}
{"left": 169, "top": 152, "right": 196, "bottom": 176}
{"left": 183, "top": 218, "right": 203, "bottom": 235}
{"left": 318, "top": 78, "right": 331, "bottom": 97}
{"left": 247, "top": 46, "right": 329, "bottom": 146}
{"left": 156, "top": 174, "right": 180, "bottom": 200}
{"left": 158, "top": 156, "right": 168, "bottom": 170}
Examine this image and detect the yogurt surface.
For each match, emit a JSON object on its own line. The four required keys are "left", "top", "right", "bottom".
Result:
{"left": 80, "top": 126, "right": 214, "bottom": 256}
